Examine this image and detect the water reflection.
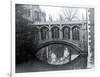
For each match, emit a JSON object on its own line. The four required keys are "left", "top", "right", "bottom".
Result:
{"left": 36, "top": 44, "right": 79, "bottom": 65}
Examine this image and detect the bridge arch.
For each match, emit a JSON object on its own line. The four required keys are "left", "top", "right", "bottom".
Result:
{"left": 40, "top": 25, "right": 49, "bottom": 30}
{"left": 72, "top": 25, "right": 80, "bottom": 29}
{"left": 34, "top": 40, "right": 86, "bottom": 55}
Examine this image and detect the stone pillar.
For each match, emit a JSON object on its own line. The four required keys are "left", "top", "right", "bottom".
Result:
{"left": 70, "top": 27, "right": 72, "bottom": 40}
{"left": 49, "top": 24, "right": 52, "bottom": 40}
{"left": 46, "top": 47, "right": 49, "bottom": 58}
{"left": 59, "top": 24, "right": 62, "bottom": 39}
{"left": 80, "top": 24, "right": 83, "bottom": 41}
{"left": 81, "top": 23, "right": 84, "bottom": 49}
{"left": 39, "top": 30, "right": 41, "bottom": 40}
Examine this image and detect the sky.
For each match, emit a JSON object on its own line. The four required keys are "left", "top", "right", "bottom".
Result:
{"left": 40, "top": 5, "right": 87, "bottom": 21}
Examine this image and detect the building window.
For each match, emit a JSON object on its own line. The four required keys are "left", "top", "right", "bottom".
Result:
{"left": 32, "top": 27, "right": 39, "bottom": 41}
{"left": 41, "top": 27, "right": 49, "bottom": 40}
{"left": 51, "top": 27, "right": 59, "bottom": 39}
{"left": 63, "top": 26, "right": 70, "bottom": 40}
{"left": 72, "top": 26, "right": 80, "bottom": 40}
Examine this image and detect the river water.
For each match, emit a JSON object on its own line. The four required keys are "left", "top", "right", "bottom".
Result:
{"left": 36, "top": 44, "right": 79, "bottom": 65}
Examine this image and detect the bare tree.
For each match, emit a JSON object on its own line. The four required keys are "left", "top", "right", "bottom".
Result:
{"left": 62, "top": 8, "right": 79, "bottom": 21}
{"left": 58, "top": 14, "right": 64, "bottom": 22}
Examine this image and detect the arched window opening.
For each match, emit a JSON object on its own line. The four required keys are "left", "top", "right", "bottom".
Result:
{"left": 32, "top": 27, "right": 39, "bottom": 41}
{"left": 41, "top": 27, "right": 49, "bottom": 40}
{"left": 63, "top": 27, "right": 70, "bottom": 40}
{"left": 72, "top": 26, "right": 80, "bottom": 40}
{"left": 51, "top": 27, "right": 59, "bottom": 39}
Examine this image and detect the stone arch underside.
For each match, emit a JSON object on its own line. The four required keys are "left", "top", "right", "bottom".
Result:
{"left": 33, "top": 40, "right": 88, "bottom": 56}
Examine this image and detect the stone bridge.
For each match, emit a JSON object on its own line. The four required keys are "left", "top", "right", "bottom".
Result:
{"left": 29, "top": 21, "right": 88, "bottom": 54}
{"left": 28, "top": 20, "right": 88, "bottom": 68}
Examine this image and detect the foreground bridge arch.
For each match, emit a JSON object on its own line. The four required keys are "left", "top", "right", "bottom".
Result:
{"left": 34, "top": 40, "right": 88, "bottom": 56}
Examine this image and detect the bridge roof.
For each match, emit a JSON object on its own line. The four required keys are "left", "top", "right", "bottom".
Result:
{"left": 29, "top": 20, "right": 87, "bottom": 25}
